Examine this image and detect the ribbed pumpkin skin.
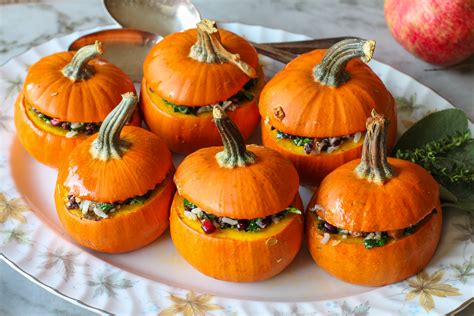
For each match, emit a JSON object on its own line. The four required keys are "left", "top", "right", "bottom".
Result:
{"left": 313, "top": 158, "right": 439, "bottom": 232}
{"left": 259, "top": 49, "right": 396, "bottom": 138}
{"left": 174, "top": 145, "right": 299, "bottom": 219}
{"left": 305, "top": 110, "right": 441, "bottom": 286}
{"left": 306, "top": 208, "right": 442, "bottom": 286}
{"left": 170, "top": 193, "right": 304, "bottom": 282}
{"left": 140, "top": 77, "right": 261, "bottom": 154}
{"left": 58, "top": 126, "right": 173, "bottom": 202}
{"left": 143, "top": 28, "right": 258, "bottom": 106}
{"left": 14, "top": 93, "right": 141, "bottom": 168}
{"left": 23, "top": 52, "right": 135, "bottom": 123}
{"left": 55, "top": 176, "right": 175, "bottom": 253}
{"left": 261, "top": 108, "right": 397, "bottom": 185}
{"left": 261, "top": 119, "right": 361, "bottom": 185}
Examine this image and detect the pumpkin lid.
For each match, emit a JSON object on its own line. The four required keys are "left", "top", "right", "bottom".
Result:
{"left": 143, "top": 19, "right": 258, "bottom": 106}
{"left": 58, "top": 93, "right": 173, "bottom": 203}
{"left": 313, "top": 111, "right": 439, "bottom": 232}
{"left": 23, "top": 41, "right": 135, "bottom": 123}
{"left": 174, "top": 106, "right": 299, "bottom": 219}
{"left": 259, "top": 38, "right": 395, "bottom": 138}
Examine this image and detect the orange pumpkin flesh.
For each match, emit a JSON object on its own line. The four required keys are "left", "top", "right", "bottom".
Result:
{"left": 15, "top": 42, "right": 138, "bottom": 168}
{"left": 170, "top": 105, "right": 303, "bottom": 282}
{"left": 259, "top": 39, "right": 397, "bottom": 185}
{"left": 55, "top": 93, "right": 175, "bottom": 253}
{"left": 170, "top": 193, "right": 303, "bottom": 282}
{"left": 140, "top": 66, "right": 264, "bottom": 154}
{"left": 141, "top": 19, "right": 261, "bottom": 154}
{"left": 306, "top": 111, "right": 442, "bottom": 286}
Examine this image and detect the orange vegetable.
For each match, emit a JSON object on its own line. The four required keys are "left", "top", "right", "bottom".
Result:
{"left": 306, "top": 110, "right": 441, "bottom": 286}
{"left": 141, "top": 19, "right": 262, "bottom": 153}
{"left": 15, "top": 41, "right": 139, "bottom": 168}
{"left": 170, "top": 194, "right": 303, "bottom": 282}
{"left": 170, "top": 105, "right": 303, "bottom": 282}
{"left": 55, "top": 93, "right": 174, "bottom": 253}
{"left": 259, "top": 39, "right": 397, "bottom": 184}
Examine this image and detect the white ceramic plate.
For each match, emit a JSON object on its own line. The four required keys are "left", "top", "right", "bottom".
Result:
{"left": 0, "top": 24, "right": 473, "bottom": 315}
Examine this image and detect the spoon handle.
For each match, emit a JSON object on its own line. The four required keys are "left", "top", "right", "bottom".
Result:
{"left": 259, "top": 36, "right": 358, "bottom": 53}
{"left": 253, "top": 43, "right": 297, "bottom": 64}
{"left": 253, "top": 36, "right": 358, "bottom": 64}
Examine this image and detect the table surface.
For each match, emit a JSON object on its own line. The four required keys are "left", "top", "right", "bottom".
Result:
{"left": 0, "top": 0, "right": 473, "bottom": 315}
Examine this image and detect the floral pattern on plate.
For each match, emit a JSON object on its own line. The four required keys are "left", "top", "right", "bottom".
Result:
{"left": 0, "top": 24, "right": 473, "bottom": 315}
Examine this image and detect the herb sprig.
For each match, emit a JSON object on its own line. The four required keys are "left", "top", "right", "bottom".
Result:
{"left": 396, "top": 130, "right": 474, "bottom": 184}
{"left": 393, "top": 109, "right": 474, "bottom": 212}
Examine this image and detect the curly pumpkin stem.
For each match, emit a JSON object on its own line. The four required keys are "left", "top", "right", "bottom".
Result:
{"left": 314, "top": 38, "right": 375, "bottom": 87}
{"left": 213, "top": 105, "right": 256, "bottom": 168}
{"left": 90, "top": 92, "right": 137, "bottom": 161}
{"left": 355, "top": 110, "right": 393, "bottom": 184}
{"left": 190, "top": 19, "right": 257, "bottom": 78}
{"left": 62, "top": 41, "right": 104, "bottom": 81}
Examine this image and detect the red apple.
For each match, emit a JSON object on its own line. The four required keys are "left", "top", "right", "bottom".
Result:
{"left": 385, "top": 0, "right": 474, "bottom": 66}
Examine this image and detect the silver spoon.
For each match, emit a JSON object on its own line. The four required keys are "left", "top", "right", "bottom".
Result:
{"left": 69, "top": 0, "right": 201, "bottom": 82}
{"left": 70, "top": 0, "right": 352, "bottom": 81}
{"left": 102, "top": 0, "right": 201, "bottom": 36}
{"left": 102, "top": 0, "right": 350, "bottom": 60}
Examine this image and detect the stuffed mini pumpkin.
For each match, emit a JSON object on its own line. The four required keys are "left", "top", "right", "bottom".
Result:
{"left": 14, "top": 41, "right": 140, "bottom": 168}
{"left": 306, "top": 110, "right": 441, "bottom": 286}
{"left": 170, "top": 105, "right": 303, "bottom": 282}
{"left": 55, "top": 93, "right": 175, "bottom": 253}
{"left": 259, "top": 38, "right": 397, "bottom": 185}
{"left": 141, "top": 19, "right": 264, "bottom": 154}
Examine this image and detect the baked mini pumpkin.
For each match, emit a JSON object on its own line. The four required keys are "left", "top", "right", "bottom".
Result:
{"left": 55, "top": 93, "right": 174, "bottom": 253}
{"left": 170, "top": 105, "right": 303, "bottom": 282}
{"left": 306, "top": 110, "right": 441, "bottom": 286}
{"left": 141, "top": 19, "right": 264, "bottom": 154}
{"left": 15, "top": 41, "right": 140, "bottom": 168}
{"left": 259, "top": 38, "right": 397, "bottom": 185}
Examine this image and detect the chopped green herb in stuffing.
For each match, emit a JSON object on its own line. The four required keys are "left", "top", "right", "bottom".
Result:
{"left": 182, "top": 199, "right": 301, "bottom": 233}
{"left": 162, "top": 78, "right": 258, "bottom": 115}
{"left": 363, "top": 234, "right": 389, "bottom": 249}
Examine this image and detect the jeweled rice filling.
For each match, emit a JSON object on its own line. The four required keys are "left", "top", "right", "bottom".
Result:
{"left": 29, "top": 106, "right": 100, "bottom": 138}
{"left": 66, "top": 187, "right": 158, "bottom": 221}
{"left": 149, "top": 78, "right": 258, "bottom": 115}
{"left": 271, "top": 127, "right": 364, "bottom": 154}
{"left": 309, "top": 206, "right": 436, "bottom": 249}
{"left": 183, "top": 198, "right": 301, "bottom": 234}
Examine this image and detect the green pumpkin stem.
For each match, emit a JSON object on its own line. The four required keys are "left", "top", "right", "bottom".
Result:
{"left": 189, "top": 19, "right": 257, "bottom": 78}
{"left": 213, "top": 105, "right": 256, "bottom": 168}
{"left": 90, "top": 92, "right": 137, "bottom": 161}
{"left": 62, "top": 41, "right": 104, "bottom": 81}
{"left": 313, "top": 38, "right": 375, "bottom": 87}
{"left": 355, "top": 110, "right": 393, "bottom": 184}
